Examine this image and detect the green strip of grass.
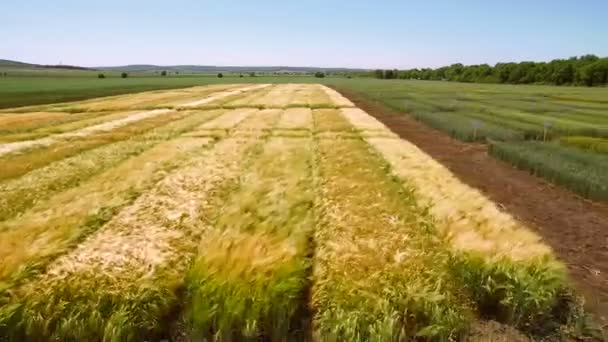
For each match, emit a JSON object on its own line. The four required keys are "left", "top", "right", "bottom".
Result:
{"left": 560, "top": 136, "right": 608, "bottom": 154}
{"left": 490, "top": 141, "right": 608, "bottom": 201}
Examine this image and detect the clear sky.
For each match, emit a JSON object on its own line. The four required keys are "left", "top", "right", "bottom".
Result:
{"left": 1, "top": 0, "right": 607, "bottom": 69}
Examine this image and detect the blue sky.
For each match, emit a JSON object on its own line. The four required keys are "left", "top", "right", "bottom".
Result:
{"left": 1, "top": 0, "right": 607, "bottom": 68}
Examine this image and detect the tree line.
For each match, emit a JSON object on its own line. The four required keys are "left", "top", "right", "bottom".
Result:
{"left": 373, "top": 55, "right": 608, "bottom": 86}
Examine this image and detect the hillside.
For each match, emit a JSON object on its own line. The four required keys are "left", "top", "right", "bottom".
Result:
{"left": 95, "top": 64, "right": 367, "bottom": 73}
{"left": 0, "top": 59, "right": 92, "bottom": 71}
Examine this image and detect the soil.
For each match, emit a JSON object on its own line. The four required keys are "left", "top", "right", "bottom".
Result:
{"left": 469, "top": 320, "right": 530, "bottom": 342}
{"left": 334, "top": 87, "right": 608, "bottom": 337}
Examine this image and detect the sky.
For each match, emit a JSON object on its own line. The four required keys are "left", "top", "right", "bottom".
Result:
{"left": 1, "top": 0, "right": 607, "bottom": 69}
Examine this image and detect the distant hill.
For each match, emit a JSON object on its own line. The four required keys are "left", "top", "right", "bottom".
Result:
{"left": 0, "top": 59, "right": 368, "bottom": 74}
{"left": 95, "top": 64, "right": 368, "bottom": 73}
{"left": 0, "top": 59, "right": 93, "bottom": 70}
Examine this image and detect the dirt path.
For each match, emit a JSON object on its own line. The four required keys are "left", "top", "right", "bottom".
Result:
{"left": 333, "top": 87, "right": 608, "bottom": 334}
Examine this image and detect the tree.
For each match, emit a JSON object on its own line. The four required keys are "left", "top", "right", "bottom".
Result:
{"left": 217, "top": 73, "right": 223, "bottom": 78}
{"left": 160, "top": 70, "right": 167, "bottom": 76}
{"left": 249, "top": 72, "right": 256, "bottom": 77}
{"left": 98, "top": 73, "right": 105, "bottom": 79}
{"left": 239, "top": 74, "right": 244, "bottom": 78}
{"left": 121, "top": 72, "right": 128, "bottom": 79}
{"left": 314, "top": 71, "right": 325, "bottom": 78}
{"left": 384, "top": 69, "right": 395, "bottom": 79}
{"left": 383, "top": 55, "right": 608, "bottom": 87}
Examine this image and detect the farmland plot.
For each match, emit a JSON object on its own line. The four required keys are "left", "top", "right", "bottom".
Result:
{"left": 0, "top": 84, "right": 592, "bottom": 341}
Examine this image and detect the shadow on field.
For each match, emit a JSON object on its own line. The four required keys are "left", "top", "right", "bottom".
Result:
{"left": 332, "top": 86, "right": 608, "bottom": 338}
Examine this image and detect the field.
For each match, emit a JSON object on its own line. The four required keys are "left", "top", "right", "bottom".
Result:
{"left": 326, "top": 79, "right": 608, "bottom": 201}
{"left": 0, "top": 83, "right": 596, "bottom": 341}
{"left": 3, "top": 74, "right": 608, "bottom": 201}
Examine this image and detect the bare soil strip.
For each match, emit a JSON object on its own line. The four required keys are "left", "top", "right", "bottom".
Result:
{"left": 335, "top": 86, "right": 608, "bottom": 335}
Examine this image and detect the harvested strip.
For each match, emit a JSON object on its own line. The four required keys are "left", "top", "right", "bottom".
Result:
{"left": 185, "top": 137, "right": 314, "bottom": 340}
{"left": 0, "top": 112, "right": 278, "bottom": 340}
{"left": 276, "top": 108, "right": 313, "bottom": 130}
{"left": 178, "top": 84, "right": 271, "bottom": 108}
{"left": 0, "top": 110, "right": 203, "bottom": 181}
{"left": 320, "top": 85, "right": 355, "bottom": 107}
{"left": 365, "top": 136, "right": 568, "bottom": 327}
{"left": 0, "top": 110, "right": 223, "bottom": 221}
{"left": 0, "top": 137, "right": 212, "bottom": 292}
{"left": 312, "top": 135, "right": 470, "bottom": 340}
{"left": 0, "top": 109, "right": 173, "bottom": 157}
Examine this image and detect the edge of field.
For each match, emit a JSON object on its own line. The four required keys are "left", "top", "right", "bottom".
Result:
{"left": 330, "top": 85, "right": 608, "bottom": 338}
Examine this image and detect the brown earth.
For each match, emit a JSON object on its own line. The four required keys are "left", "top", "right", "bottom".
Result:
{"left": 333, "top": 87, "right": 608, "bottom": 337}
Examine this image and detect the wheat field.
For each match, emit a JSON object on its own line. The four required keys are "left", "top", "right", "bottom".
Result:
{"left": 0, "top": 84, "right": 589, "bottom": 341}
